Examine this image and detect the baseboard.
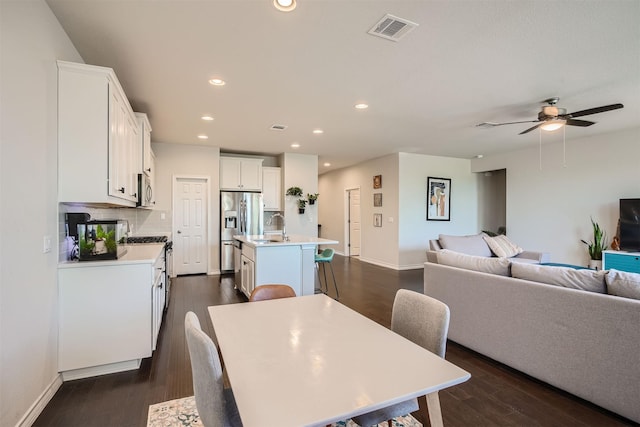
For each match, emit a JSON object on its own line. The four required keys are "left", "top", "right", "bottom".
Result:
{"left": 16, "top": 374, "right": 62, "bottom": 427}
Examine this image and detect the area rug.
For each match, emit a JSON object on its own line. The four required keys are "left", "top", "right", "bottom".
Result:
{"left": 147, "top": 396, "right": 423, "bottom": 427}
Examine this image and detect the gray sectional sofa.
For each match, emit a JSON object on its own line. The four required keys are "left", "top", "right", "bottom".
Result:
{"left": 424, "top": 258, "right": 640, "bottom": 423}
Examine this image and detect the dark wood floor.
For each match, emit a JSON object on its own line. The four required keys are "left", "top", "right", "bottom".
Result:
{"left": 34, "top": 255, "right": 635, "bottom": 427}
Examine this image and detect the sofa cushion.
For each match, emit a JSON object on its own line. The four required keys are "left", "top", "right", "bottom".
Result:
{"left": 511, "top": 262, "right": 606, "bottom": 293}
{"left": 438, "top": 233, "right": 492, "bottom": 257}
{"left": 606, "top": 269, "right": 640, "bottom": 300}
{"left": 436, "top": 249, "right": 511, "bottom": 276}
{"left": 483, "top": 235, "right": 524, "bottom": 258}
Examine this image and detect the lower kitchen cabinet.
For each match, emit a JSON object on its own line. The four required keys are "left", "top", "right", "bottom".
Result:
{"left": 58, "top": 247, "right": 165, "bottom": 380}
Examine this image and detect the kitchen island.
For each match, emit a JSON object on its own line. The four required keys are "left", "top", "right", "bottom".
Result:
{"left": 234, "top": 234, "right": 338, "bottom": 298}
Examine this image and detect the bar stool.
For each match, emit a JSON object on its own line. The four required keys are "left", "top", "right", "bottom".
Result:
{"left": 315, "top": 248, "right": 338, "bottom": 299}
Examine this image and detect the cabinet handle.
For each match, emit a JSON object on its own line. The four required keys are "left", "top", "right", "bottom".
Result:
{"left": 146, "top": 168, "right": 151, "bottom": 173}
{"left": 132, "top": 192, "right": 137, "bottom": 198}
{"left": 119, "top": 187, "right": 125, "bottom": 193}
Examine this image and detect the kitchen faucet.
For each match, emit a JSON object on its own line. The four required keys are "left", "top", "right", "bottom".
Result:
{"left": 269, "top": 213, "right": 288, "bottom": 241}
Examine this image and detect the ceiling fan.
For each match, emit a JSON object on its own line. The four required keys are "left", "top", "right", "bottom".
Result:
{"left": 477, "top": 97, "right": 624, "bottom": 135}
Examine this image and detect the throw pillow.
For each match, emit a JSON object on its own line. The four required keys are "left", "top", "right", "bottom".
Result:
{"left": 511, "top": 263, "right": 606, "bottom": 293}
{"left": 605, "top": 269, "right": 640, "bottom": 300}
{"left": 437, "top": 249, "right": 511, "bottom": 276}
{"left": 483, "top": 235, "right": 524, "bottom": 258}
{"left": 438, "top": 233, "right": 492, "bottom": 257}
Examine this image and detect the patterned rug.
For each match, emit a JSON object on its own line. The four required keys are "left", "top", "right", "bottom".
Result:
{"left": 147, "top": 396, "right": 423, "bottom": 427}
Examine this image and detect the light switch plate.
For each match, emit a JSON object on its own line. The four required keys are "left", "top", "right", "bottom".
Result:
{"left": 43, "top": 235, "right": 52, "bottom": 253}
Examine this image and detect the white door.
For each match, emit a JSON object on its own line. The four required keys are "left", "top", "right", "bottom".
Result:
{"left": 348, "top": 189, "right": 361, "bottom": 256}
{"left": 173, "top": 177, "right": 208, "bottom": 275}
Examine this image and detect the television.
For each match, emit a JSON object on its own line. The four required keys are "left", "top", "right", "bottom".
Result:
{"left": 619, "top": 198, "right": 640, "bottom": 252}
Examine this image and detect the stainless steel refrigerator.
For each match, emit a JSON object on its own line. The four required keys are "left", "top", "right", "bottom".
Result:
{"left": 221, "top": 191, "right": 264, "bottom": 273}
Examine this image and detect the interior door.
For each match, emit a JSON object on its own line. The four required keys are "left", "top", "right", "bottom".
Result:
{"left": 348, "top": 189, "right": 361, "bottom": 256}
{"left": 173, "top": 177, "right": 208, "bottom": 275}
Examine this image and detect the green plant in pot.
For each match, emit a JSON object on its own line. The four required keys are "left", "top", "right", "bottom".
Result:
{"left": 581, "top": 218, "right": 607, "bottom": 269}
{"left": 286, "top": 186, "right": 303, "bottom": 197}
{"left": 297, "top": 198, "right": 307, "bottom": 214}
{"left": 307, "top": 193, "right": 319, "bottom": 205}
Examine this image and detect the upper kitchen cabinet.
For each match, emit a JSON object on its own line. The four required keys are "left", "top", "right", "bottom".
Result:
{"left": 220, "top": 157, "right": 263, "bottom": 191}
{"left": 58, "top": 61, "right": 141, "bottom": 206}
{"left": 262, "top": 167, "right": 282, "bottom": 211}
{"left": 135, "top": 113, "right": 153, "bottom": 176}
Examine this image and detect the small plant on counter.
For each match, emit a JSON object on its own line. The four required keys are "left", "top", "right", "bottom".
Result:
{"left": 286, "top": 186, "right": 303, "bottom": 197}
{"left": 297, "top": 198, "right": 307, "bottom": 214}
{"left": 307, "top": 193, "right": 319, "bottom": 205}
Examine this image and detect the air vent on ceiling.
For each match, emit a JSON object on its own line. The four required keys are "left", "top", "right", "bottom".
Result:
{"left": 269, "top": 124, "right": 288, "bottom": 131}
{"left": 368, "top": 14, "right": 418, "bottom": 42}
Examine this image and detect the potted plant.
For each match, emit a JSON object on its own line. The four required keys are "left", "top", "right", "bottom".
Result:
{"left": 297, "top": 198, "right": 307, "bottom": 214}
{"left": 581, "top": 218, "right": 607, "bottom": 270}
{"left": 286, "top": 186, "right": 303, "bottom": 197}
{"left": 307, "top": 193, "right": 319, "bottom": 205}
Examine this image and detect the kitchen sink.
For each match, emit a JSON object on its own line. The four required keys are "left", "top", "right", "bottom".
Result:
{"left": 251, "top": 238, "right": 281, "bottom": 243}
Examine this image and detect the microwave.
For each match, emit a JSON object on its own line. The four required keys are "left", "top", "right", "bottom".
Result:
{"left": 77, "top": 220, "right": 128, "bottom": 261}
{"left": 137, "top": 174, "right": 153, "bottom": 207}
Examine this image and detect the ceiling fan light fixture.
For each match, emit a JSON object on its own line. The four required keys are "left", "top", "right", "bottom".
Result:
{"left": 540, "top": 119, "right": 566, "bottom": 132}
{"left": 274, "top": 0, "right": 296, "bottom": 12}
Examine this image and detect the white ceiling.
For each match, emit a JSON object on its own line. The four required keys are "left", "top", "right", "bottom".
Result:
{"left": 46, "top": 0, "right": 640, "bottom": 173}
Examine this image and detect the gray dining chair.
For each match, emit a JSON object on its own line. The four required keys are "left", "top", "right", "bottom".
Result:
{"left": 352, "top": 289, "right": 450, "bottom": 427}
{"left": 184, "top": 311, "right": 243, "bottom": 427}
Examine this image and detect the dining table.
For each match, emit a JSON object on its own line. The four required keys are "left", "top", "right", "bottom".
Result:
{"left": 208, "top": 293, "right": 470, "bottom": 427}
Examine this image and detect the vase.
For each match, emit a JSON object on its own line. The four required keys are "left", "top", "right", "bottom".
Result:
{"left": 588, "top": 260, "right": 602, "bottom": 270}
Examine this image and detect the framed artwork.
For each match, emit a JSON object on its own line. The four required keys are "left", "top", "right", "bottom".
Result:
{"left": 373, "top": 193, "right": 382, "bottom": 207}
{"left": 427, "top": 177, "right": 451, "bottom": 221}
{"left": 373, "top": 213, "right": 382, "bottom": 227}
{"left": 373, "top": 175, "right": 382, "bottom": 189}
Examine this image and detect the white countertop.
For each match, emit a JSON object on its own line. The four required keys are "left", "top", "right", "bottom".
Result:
{"left": 234, "top": 234, "right": 338, "bottom": 248}
{"left": 59, "top": 243, "right": 165, "bottom": 268}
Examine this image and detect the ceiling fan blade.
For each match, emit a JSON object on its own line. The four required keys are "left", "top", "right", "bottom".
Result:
{"left": 476, "top": 120, "right": 538, "bottom": 128}
{"left": 565, "top": 118, "right": 595, "bottom": 127}
{"left": 564, "top": 103, "right": 624, "bottom": 118}
{"left": 519, "top": 123, "right": 543, "bottom": 135}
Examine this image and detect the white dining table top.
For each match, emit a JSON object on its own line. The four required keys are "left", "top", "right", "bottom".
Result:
{"left": 208, "top": 294, "right": 470, "bottom": 427}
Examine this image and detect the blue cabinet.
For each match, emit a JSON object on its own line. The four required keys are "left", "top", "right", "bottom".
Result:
{"left": 603, "top": 250, "right": 640, "bottom": 273}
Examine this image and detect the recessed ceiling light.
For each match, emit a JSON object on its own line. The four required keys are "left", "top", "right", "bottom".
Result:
{"left": 475, "top": 154, "right": 484, "bottom": 159}
{"left": 291, "top": 143, "right": 300, "bottom": 148}
{"left": 324, "top": 163, "right": 331, "bottom": 167}
{"left": 313, "top": 129, "right": 324, "bottom": 134}
{"left": 197, "top": 135, "right": 208, "bottom": 140}
{"left": 274, "top": 0, "right": 296, "bottom": 12}
{"left": 201, "top": 115, "right": 214, "bottom": 121}
{"left": 208, "top": 78, "right": 226, "bottom": 86}
{"left": 355, "top": 103, "right": 369, "bottom": 110}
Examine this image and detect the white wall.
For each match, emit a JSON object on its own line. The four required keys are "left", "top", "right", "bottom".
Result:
{"left": 0, "top": 1, "right": 83, "bottom": 426}
{"left": 398, "top": 153, "right": 478, "bottom": 268}
{"left": 319, "top": 154, "right": 399, "bottom": 267}
{"left": 152, "top": 143, "right": 220, "bottom": 274}
{"left": 281, "top": 153, "right": 318, "bottom": 237}
{"left": 472, "top": 127, "right": 640, "bottom": 265}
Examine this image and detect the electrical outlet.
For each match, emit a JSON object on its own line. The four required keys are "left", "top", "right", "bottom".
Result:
{"left": 43, "top": 235, "right": 52, "bottom": 253}
{"left": 388, "top": 217, "right": 394, "bottom": 223}
{"left": 161, "top": 212, "right": 166, "bottom": 220}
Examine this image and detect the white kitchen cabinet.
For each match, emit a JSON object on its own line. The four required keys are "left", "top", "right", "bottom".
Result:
{"left": 241, "top": 254, "right": 255, "bottom": 297}
{"left": 58, "top": 60, "right": 140, "bottom": 206}
{"left": 58, "top": 246, "right": 166, "bottom": 380}
{"left": 262, "top": 167, "right": 282, "bottom": 211}
{"left": 136, "top": 113, "right": 153, "bottom": 176}
{"left": 220, "top": 157, "right": 264, "bottom": 191}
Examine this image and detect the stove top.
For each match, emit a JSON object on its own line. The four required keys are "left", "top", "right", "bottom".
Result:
{"left": 126, "top": 236, "right": 168, "bottom": 244}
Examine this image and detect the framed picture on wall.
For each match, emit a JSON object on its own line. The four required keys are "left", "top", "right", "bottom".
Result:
{"left": 427, "top": 177, "right": 451, "bottom": 221}
{"left": 373, "top": 193, "right": 382, "bottom": 207}
{"left": 373, "top": 213, "right": 382, "bottom": 227}
{"left": 373, "top": 175, "right": 382, "bottom": 189}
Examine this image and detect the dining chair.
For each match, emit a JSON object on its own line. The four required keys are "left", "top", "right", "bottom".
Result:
{"left": 184, "top": 312, "right": 242, "bottom": 427}
{"left": 248, "top": 284, "right": 296, "bottom": 302}
{"left": 351, "top": 289, "right": 450, "bottom": 427}
{"left": 315, "top": 248, "right": 339, "bottom": 299}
